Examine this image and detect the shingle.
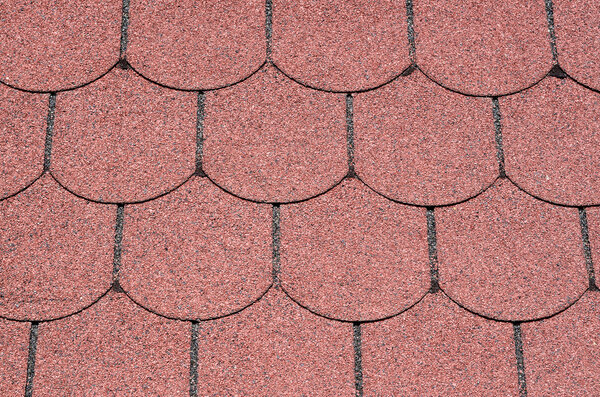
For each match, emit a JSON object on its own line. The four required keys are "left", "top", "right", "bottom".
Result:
{"left": 280, "top": 178, "right": 429, "bottom": 322}
{"left": 120, "top": 176, "right": 272, "bottom": 320}
{"left": 0, "top": 319, "right": 29, "bottom": 395}
{"left": 437, "top": 178, "right": 588, "bottom": 321}
{"left": 127, "top": 0, "right": 265, "bottom": 90}
{"left": 0, "top": 86, "right": 47, "bottom": 200}
{"left": 203, "top": 66, "right": 347, "bottom": 203}
{"left": 195, "top": 287, "right": 355, "bottom": 395}
{"left": 2, "top": 1, "right": 600, "bottom": 394}
{"left": 554, "top": 0, "right": 600, "bottom": 90}
{"left": 363, "top": 293, "right": 518, "bottom": 396}
{"left": 413, "top": 0, "right": 553, "bottom": 96}
{"left": 0, "top": 175, "right": 114, "bottom": 321}
{"left": 522, "top": 291, "right": 600, "bottom": 395}
{"left": 502, "top": 77, "right": 600, "bottom": 206}
{"left": 354, "top": 69, "right": 498, "bottom": 206}
{"left": 51, "top": 67, "right": 196, "bottom": 203}
{"left": 34, "top": 291, "right": 190, "bottom": 395}
{"left": 271, "top": 0, "right": 410, "bottom": 92}
{"left": 0, "top": 0, "right": 121, "bottom": 92}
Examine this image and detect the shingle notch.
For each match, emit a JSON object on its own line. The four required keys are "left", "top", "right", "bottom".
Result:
{"left": 346, "top": 94, "right": 356, "bottom": 178}
{"left": 120, "top": 0, "right": 131, "bottom": 57}
{"left": 272, "top": 204, "right": 281, "bottom": 285}
{"left": 24, "top": 322, "right": 39, "bottom": 397}
{"left": 426, "top": 208, "right": 440, "bottom": 293}
{"left": 492, "top": 97, "right": 506, "bottom": 178}
{"left": 548, "top": 64, "right": 568, "bottom": 79}
{"left": 353, "top": 323, "right": 363, "bottom": 397}
{"left": 43, "top": 93, "right": 57, "bottom": 172}
{"left": 189, "top": 321, "right": 199, "bottom": 397}
{"left": 112, "top": 204, "right": 125, "bottom": 291}
{"left": 578, "top": 208, "right": 599, "bottom": 291}
{"left": 544, "top": 0, "right": 559, "bottom": 63}
{"left": 513, "top": 323, "right": 528, "bottom": 397}
{"left": 405, "top": 0, "right": 416, "bottom": 62}
{"left": 195, "top": 91, "right": 206, "bottom": 177}
{"left": 265, "top": 0, "right": 273, "bottom": 60}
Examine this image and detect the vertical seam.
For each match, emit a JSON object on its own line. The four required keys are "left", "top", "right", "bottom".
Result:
{"left": 272, "top": 204, "right": 281, "bottom": 285}
{"left": 346, "top": 94, "right": 356, "bottom": 178}
{"left": 195, "top": 91, "right": 206, "bottom": 177}
{"left": 426, "top": 208, "right": 440, "bottom": 292}
{"left": 544, "top": 0, "right": 559, "bottom": 63}
{"left": 112, "top": 204, "right": 125, "bottom": 291}
{"left": 492, "top": 97, "right": 506, "bottom": 178}
{"left": 120, "top": 0, "right": 131, "bottom": 57}
{"left": 353, "top": 323, "right": 363, "bottom": 397}
{"left": 405, "top": 0, "right": 416, "bottom": 63}
{"left": 24, "top": 322, "right": 39, "bottom": 397}
{"left": 578, "top": 207, "right": 598, "bottom": 290}
{"left": 43, "top": 93, "right": 57, "bottom": 173}
{"left": 513, "top": 323, "right": 528, "bottom": 397}
{"left": 189, "top": 321, "right": 199, "bottom": 397}
{"left": 265, "top": 0, "right": 273, "bottom": 61}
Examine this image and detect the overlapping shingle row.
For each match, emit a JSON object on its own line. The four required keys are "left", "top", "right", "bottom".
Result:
{"left": 1, "top": 0, "right": 600, "bottom": 395}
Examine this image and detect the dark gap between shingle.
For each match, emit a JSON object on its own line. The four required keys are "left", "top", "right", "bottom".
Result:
{"left": 544, "top": 0, "right": 559, "bottom": 63}
{"left": 112, "top": 204, "right": 125, "bottom": 291}
{"left": 272, "top": 204, "right": 281, "bottom": 285}
{"left": 353, "top": 323, "right": 363, "bottom": 397}
{"left": 24, "top": 321, "right": 39, "bottom": 397}
{"left": 195, "top": 91, "right": 206, "bottom": 177}
{"left": 120, "top": 0, "right": 131, "bottom": 57}
{"left": 548, "top": 64, "right": 568, "bottom": 79}
{"left": 578, "top": 208, "right": 599, "bottom": 291}
{"left": 426, "top": 208, "right": 440, "bottom": 293}
{"left": 491, "top": 97, "right": 506, "bottom": 178}
{"left": 265, "top": 0, "right": 273, "bottom": 61}
{"left": 43, "top": 93, "right": 57, "bottom": 172}
{"left": 117, "top": 58, "right": 131, "bottom": 70}
{"left": 405, "top": 0, "right": 416, "bottom": 62}
{"left": 346, "top": 93, "right": 356, "bottom": 178}
{"left": 400, "top": 64, "right": 417, "bottom": 77}
{"left": 189, "top": 321, "right": 199, "bottom": 397}
{"left": 513, "top": 323, "right": 528, "bottom": 397}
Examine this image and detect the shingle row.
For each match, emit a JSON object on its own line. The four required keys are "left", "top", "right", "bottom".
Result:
{"left": 4, "top": 67, "right": 600, "bottom": 206}
{"left": 1, "top": 0, "right": 599, "bottom": 94}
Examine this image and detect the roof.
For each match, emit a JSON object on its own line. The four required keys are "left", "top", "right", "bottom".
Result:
{"left": 1, "top": 0, "right": 599, "bottom": 395}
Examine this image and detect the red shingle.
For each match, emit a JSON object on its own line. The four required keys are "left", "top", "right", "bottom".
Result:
{"left": 363, "top": 293, "right": 518, "bottom": 396}
{"left": 272, "top": 0, "right": 410, "bottom": 92}
{"left": 0, "top": 86, "right": 47, "bottom": 200}
{"left": 127, "top": 0, "right": 265, "bottom": 90}
{"left": 51, "top": 67, "right": 196, "bottom": 203}
{"left": 502, "top": 77, "right": 600, "bottom": 206}
{"left": 413, "top": 0, "right": 552, "bottom": 96}
{"left": 121, "top": 176, "right": 272, "bottom": 320}
{"left": 280, "top": 178, "right": 429, "bottom": 322}
{"left": 203, "top": 66, "right": 347, "bottom": 203}
{"left": 554, "top": 0, "right": 600, "bottom": 90}
{"left": 437, "top": 179, "right": 587, "bottom": 321}
{"left": 0, "top": 319, "right": 29, "bottom": 395}
{"left": 2, "top": 2, "right": 599, "bottom": 394}
{"left": 0, "top": 0, "right": 120, "bottom": 92}
{"left": 0, "top": 175, "right": 114, "bottom": 321}
{"left": 195, "top": 287, "right": 355, "bottom": 395}
{"left": 354, "top": 70, "right": 497, "bottom": 206}
{"left": 522, "top": 291, "right": 600, "bottom": 395}
{"left": 34, "top": 291, "right": 190, "bottom": 395}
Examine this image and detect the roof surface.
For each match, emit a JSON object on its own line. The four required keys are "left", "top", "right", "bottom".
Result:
{"left": 0, "top": 0, "right": 599, "bottom": 395}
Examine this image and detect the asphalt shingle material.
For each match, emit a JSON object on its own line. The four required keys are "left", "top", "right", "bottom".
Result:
{"left": 0, "top": 0, "right": 599, "bottom": 395}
